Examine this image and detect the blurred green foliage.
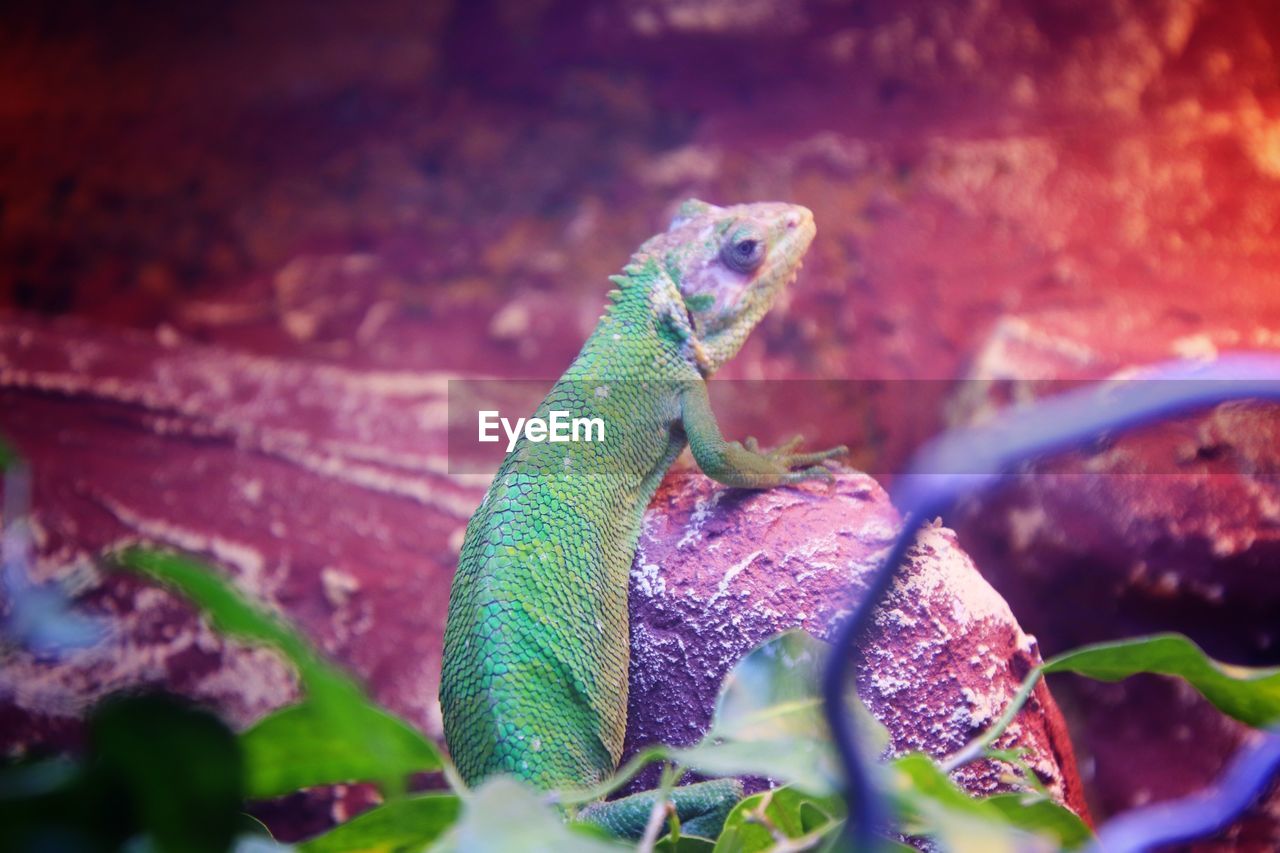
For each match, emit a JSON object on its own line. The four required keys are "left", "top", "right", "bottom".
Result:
{"left": 117, "top": 547, "right": 443, "bottom": 799}
{"left": 0, "top": 694, "right": 257, "bottom": 852}
{"left": 669, "top": 629, "right": 877, "bottom": 797}
{"left": 298, "top": 793, "right": 460, "bottom": 852}
{"left": 1, "top": 547, "right": 1278, "bottom": 852}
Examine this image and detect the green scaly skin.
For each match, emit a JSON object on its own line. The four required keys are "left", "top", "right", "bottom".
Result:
{"left": 440, "top": 200, "right": 842, "bottom": 836}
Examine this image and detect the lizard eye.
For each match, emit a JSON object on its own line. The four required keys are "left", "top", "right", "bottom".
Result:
{"left": 721, "top": 236, "right": 765, "bottom": 273}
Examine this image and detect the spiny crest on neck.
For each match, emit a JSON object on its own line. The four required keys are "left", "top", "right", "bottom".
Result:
{"left": 603, "top": 257, "right": 656, "bottom": 304}
{"left": 600, "top": 253, "right": 710, "bottom": 368}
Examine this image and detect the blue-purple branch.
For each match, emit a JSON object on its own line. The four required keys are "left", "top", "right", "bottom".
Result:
{"left": 822, "top": 355, "right": 1280, "bottom": 850}
{"left": 1, "top": 457, "right": 104, "bottom": 656}
{"left": 1087, "top": 726, "right": 1280, "bottom": 853}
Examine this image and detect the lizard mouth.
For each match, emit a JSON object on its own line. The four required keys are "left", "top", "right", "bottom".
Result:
{"left": 759, "top": 211, "right": 815, "bottom": 294}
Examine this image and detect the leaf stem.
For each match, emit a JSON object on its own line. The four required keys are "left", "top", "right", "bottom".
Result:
{"left": 637, "top": 764, "right": 680, "bottom": 853}
{"left": 553, "top": 745, "right": 670, "bottom": 806}
{"left": 441, "top": 757, "right": 469, "bottom": 796}
{"left": 941, "top": 666, "right": 1042, "bottom": 774}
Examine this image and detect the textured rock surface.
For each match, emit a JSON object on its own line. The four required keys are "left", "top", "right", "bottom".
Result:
{"left": 626, "top": 467, "right": 1090, "bottom": 820}
{"left": 947, "top": 310, "right": 1280, "bottom": 845}
{"left": 0, "top": 314, "right": 485, "bottom": 837}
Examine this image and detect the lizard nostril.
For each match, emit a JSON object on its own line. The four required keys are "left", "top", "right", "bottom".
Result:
{"left": 784, "top": 215, "right": 799, "bottom": 229}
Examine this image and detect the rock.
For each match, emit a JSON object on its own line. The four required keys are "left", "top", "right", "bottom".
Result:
{"left": 7, "top": 0, "right": 1280, "bottom": 406}
{"left": 625, "top": 466, "right": 1091, "bottom": 821}
{"left": 0, "top": 314, "right": 484, "bottom": 838}
{"left": 949, "top": 310, "right": 1280, "bottom": 663}
{"left": 947, "top": 309, "right": 1280, "bottom": 844}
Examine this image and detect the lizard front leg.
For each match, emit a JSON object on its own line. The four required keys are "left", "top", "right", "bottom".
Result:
{"left": 680, "top": 381, "right": 847, "bottom": 488}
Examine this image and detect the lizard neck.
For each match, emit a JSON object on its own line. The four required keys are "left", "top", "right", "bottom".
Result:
{"left": 594, "top": 256, "right": 715, "bottom": 377}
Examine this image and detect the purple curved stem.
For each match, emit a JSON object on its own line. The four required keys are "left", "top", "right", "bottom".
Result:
{"left": 2, "top": 457, "right": 106, "bottom": 656}
{"left": 1087, "top": 728, "right": 1280, "bottom": 853}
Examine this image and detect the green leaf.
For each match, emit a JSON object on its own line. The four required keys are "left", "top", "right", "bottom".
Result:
{"left": 1044, "top": 633, "right": 1280, "bottom": 727}
{"left": 655, "top": 835, "right": 716, "bottom": 853}
{"left": 711, "top": 787, "right": 843, "bottom": 853}
{"left": 0, "top": 435, "right": 16, "bottom": 470}
{"left": 889, "top": 754, "right": 1076, "bottom": 852}
{"left": 710, "top": 792, "right": 776, "bottom": 853}
{"left": 114, "top": 548, "right": 442, "bottom": 797}
{"left": 673, "top": 740, "right": 835, "bottom": 799}
{"left": 672, "top": 630, "right": 886, "bottom": 796}
{"left": 241, "top": 700, "right": 445, "bottom": 800}
{"left": 297, "top": 793, "right": 460, "bottom": 853}
{"left": 890, "top": 754, "right": 1000, "bottom": 820}
{"left": 436, "top": 777, "right": 625, "bottom": 852}
{"left": 91, "top": 694, "right": 244, "bottom": 853}
{"left": 0, "top": 694, "right": 250, "bottom": 852}
{"left": 984, "top": 794, "right": 1093, "bottom": 849}
{"left": 115, "top": 548, "right": 317, "bottom": 673}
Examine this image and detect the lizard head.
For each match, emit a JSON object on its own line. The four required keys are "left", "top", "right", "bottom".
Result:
{"left": 643, "top": 198, "right": 816, "bottom": 373}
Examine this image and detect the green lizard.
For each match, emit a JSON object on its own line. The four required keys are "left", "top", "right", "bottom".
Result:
{"left": 440, "top": 199, "right": 843, "bottom": 838}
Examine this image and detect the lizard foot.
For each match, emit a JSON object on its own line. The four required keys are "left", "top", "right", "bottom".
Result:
{"left": 742, "top": 435, "right": 848, "bottom": 484}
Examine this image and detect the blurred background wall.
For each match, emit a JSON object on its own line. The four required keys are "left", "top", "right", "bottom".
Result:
{"left": 4, "top": 0, "right": 1278, "bottom": 381}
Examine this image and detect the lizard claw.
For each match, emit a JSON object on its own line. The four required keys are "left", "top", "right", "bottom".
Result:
{"left": 779, "top": 444, "right": 848, "bottom": 467}
{"left": 728, "top": 435, "right": 848, "bottom": 487}
{"left": 753, "top": 435, "right": 848, "bottom": 483}
{"left": 748, "top": 434, "right": 813, "bottom": 461}
{"left": 763, "top": 435, "right": 847, "bottom": 470}
{"left": 783, "top": 464, "right": 836, "bottom": 485}
{"left": 768, "top": 434, "right": 806, "bottom": 458}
